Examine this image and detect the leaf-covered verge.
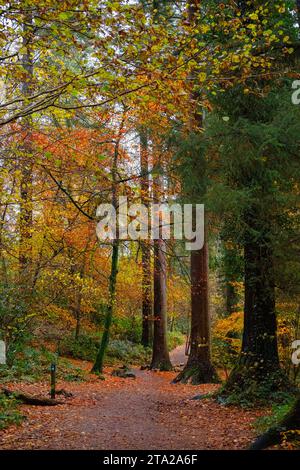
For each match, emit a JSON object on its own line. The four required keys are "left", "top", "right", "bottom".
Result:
{"left": 254, "top": 397, "right": 300, "bottom": 449}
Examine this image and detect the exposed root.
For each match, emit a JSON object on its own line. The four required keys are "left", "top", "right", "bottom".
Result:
{"left": 173, "top": 363, "right": 219, "bottom": 385}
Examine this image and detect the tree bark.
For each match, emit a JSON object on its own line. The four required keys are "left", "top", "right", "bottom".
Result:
{"left": 150, "top": 237, "right": 172, "bottom": 370}
{"left": 150, "top": 165, "right": 172, "bottom": 371}
{"left": 92, "top": 238, "right": 119, "bottom": 373}
{"left": 223, "top": 244, "right": 241, "bottom": 316}
{"left": 296, "top": 0, "right": 300, "bottom": 28}
{"left": 174, "top": 240, "right": 218, "bottom": 383}
{"left": 19, "top": 13, "right": 34, "bottom": 288}
{"left": 74, "top": 291, "right": 82, "bottom": 341}
{"left": 221, "top": 213, "right": 290, "bottom": 398}
{"left": 174, "top": 0, "right": 217, "bottom": 383}
{"left": 92, "top": 115, "right": 124, "bottom": 373}
{"left": 140, "top": 130, "right": 152, "bottom": 347}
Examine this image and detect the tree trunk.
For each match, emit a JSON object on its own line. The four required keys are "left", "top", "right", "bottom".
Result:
{"left": 19, "top": 14, "right": 34, "bottom": 289}
{"left": 175, "top": 0, "right": 217, "bottom": 383}
{"left": 141, "top": 241, "right": 152, "bottom": 346}
{"left": 221, "top": 214, "right": 291, "bottom": 399}
{"left": 140, "top": 130, "right": 152, "bottom": 347}
{"left": 296, "top": 0, "right": 300, "bottom": 27}
{"left": 74, "top": 292, "right": 82, "bottom": 341}
{"left": 174, "top": 241, "right": 218, "bottom": 383}
{"left": 74, "top": 264, "right": 84, "bottom": 341}
{"left": 225, "top": 283, "right": 236, "bottom": 316}
{"left": 92, "top": 239, "right": 119, "bottom": 373}
{"left": 92, "top": 115, "right": 124, "bottom": 373}
{"left": 150, "top": 164, "right": 172, "bottom": 370}
{"left": 223, "top": 243, "right": 242, "bottom": 316}
{"left": 150, "top": 237, "right": 172, "bottom": 370}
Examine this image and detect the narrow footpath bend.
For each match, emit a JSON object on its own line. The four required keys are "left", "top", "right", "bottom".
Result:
{"left": 0, "top": 346, "right": 265, "bottom": 450}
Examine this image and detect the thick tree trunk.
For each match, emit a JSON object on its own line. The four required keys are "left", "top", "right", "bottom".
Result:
{"left": 174, "top": 0, "right": 217, "bottom": 383}
{"left": 243, "top": 240, "right": 278, "bottom": 365}
{"left": 150, "top": 237, "right": 172, "bottom": 370}
{"left": 174, "top": 241, "right": 218, "bottom": 383}
{"left": 221, "top": 215, "right": 291, "bottom": 399}
{"left": 140, "top": 131, "right": 152, "bottom": 347}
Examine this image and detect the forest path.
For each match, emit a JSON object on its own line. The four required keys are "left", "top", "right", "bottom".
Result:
{"left": 169, "top": 343, "right": 188, "bottom": 367}
{"left": 0, "top": 351, "right": 265, "bottom": 450}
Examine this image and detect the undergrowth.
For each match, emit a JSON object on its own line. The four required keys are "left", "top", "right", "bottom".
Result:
{"left": 0, "top": 346, "right": 87, "bottom": 384}
{"left": 0, "top": 394, "right": 24, "bottom": 430}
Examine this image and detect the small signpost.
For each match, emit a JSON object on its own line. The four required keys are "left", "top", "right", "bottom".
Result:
{"left": 0, "top": 340, "right": 6, "bottom": 365}
{"left": 50, "top": 363, "right": 56, "bottom": 399}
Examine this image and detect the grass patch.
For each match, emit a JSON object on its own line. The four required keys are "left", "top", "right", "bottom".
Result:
{"left": 254, "top": 398, "right": 296, "bottom": 434}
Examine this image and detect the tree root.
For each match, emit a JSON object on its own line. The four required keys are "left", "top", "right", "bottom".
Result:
{"left": 150, "top": 360, "right": 173, "bottom": 372}
{"left": 218, "top": 360, "right": 294, "bottom": 405}
{"left": 173, "top": 363, "right": 219, "bottom": 385}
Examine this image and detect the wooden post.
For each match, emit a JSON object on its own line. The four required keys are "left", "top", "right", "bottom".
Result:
{"left": 50, "top": 363, "right": 56, "bottom": 399}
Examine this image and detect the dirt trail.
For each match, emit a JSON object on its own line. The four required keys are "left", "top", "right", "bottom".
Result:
{"left": 0, "top": 347, "right": 265, "bottom": 450}
{"left": 170, "top": 343, "right": 188, "bottom": 367}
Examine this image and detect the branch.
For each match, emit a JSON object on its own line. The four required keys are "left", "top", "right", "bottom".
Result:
{"left": 43, "top": 167, "right": 95, "bottom": 221}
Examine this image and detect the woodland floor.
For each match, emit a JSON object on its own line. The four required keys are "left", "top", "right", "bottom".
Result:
{"left": 0, "top": 345, "right": 267, "bottom": 450}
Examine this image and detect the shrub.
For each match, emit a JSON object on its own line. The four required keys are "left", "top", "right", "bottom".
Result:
{"left": 111, "top": 316, "right": 142, "bottom": 343}
{"left": 107, "top": 339, "right": 151, "bottom": 365}
{"left": 212, "top": 311, "right": 243, "bottom": 378}
{"left": 0, "top": 393, "right": 24, "bottom": 430}
{"left": 59, "top": 333, "right": 99, "bottom": 361}
{"left": 0, "top": 346, "right": 87, "bottom": 383}
{"left": 168, "top": 331, "right": 185, "bottom": 351}
{"left": 59, "top": 331, "right": 152, "bottom": 365}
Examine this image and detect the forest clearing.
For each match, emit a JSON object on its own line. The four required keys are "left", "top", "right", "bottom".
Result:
{"left": 0, "top": 0, "right": 300, "bottom": 457}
